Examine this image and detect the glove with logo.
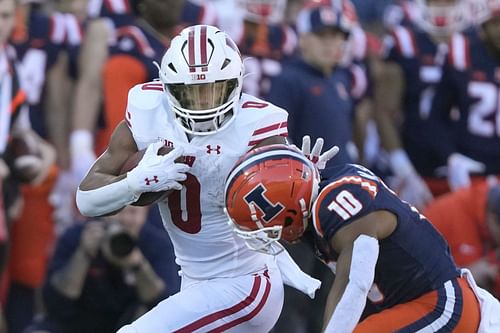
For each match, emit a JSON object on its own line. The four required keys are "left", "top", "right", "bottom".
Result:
{"left": 126, "top": 142, "right": 190, "bottom": 197}
{"left": 301, "top": 135, "right": 339, "bottom": 170}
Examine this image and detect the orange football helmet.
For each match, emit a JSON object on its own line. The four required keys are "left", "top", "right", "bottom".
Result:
{"left": 224, "top": 144, "right": 319, "bottom": 254}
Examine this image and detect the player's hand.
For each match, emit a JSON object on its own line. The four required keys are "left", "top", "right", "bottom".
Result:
{"left": 389, "top": 149, "right": 433, "bottom": 210}
{"left": 447, "top": 153, "right": 485, "bottom": 191}
{"left": 395, "top": 175, "right": 433, "bottom": 211}
{"left": 301, "top": 135, "right": 339, "bottom": 170}
{"left": 126, "top": 142, "right": 190, "bottom": 195}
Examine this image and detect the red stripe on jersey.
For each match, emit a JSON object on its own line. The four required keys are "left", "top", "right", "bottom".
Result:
{"left": 173, "top": 275, "right": 263, "bottom": 333}
{"left": 252, "top": 121, "right": 287, "bottom": 136}
{"left": 248, "top": 133, "right": 288, "bottom": 146}
{"left": 200, "top": 25, "right": 207, "bottom": 65}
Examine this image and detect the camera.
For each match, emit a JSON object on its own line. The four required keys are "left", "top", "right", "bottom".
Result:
{"left": 107, "top": 223, "right": 136, "bottom": 258}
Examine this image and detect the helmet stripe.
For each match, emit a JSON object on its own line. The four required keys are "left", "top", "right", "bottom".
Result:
{"left": 188, "top": 28, "right": 196, "bottom": 72}
{"left": 200, "top": 25, "right": 208, "bottom": 69}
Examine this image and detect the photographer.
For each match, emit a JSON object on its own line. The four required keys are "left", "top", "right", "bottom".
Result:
{"left": 25, "top": 206, "right": 179, "bottom": 333}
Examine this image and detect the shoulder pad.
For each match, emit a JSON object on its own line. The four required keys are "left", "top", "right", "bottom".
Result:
{"left": 312, "top": 166, "right": 379, "bottom": 239}
{"left": 127, "top": 82, "right": 165, "bottom": 112}
{"left": 238, "top": 94, "right": 288, "bottom": 147}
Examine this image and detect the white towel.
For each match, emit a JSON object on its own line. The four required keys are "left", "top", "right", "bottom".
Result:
{"left": 272, "top": 248, "right": 322, "bottom": 299}
{"left": 461, "top": 268, "right": 500, "bottom": 333}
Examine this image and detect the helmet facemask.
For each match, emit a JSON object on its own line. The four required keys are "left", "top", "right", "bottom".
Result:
{"left": 156, "top": 25, "right": 244, "bottom": 136}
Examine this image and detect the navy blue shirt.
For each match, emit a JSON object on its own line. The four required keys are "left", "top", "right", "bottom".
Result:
{"left": 266, "top": 59, "right": 363, "bottom": 166}
{"left": 384, "top": 24, "right": 448, "bottom": 176}
{"left": 430, "top": 28, "right": 500, "bottom": 174}
{"left": 311, "top": 164, "right": 459, "bottom": 311}
{"left": 42, "top": 221, "right": 179, "bottom": 333}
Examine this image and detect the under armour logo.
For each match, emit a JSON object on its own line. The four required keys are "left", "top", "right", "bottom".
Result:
{"left": 144, "top": 176, "right": 159, "bottom": 185}
{"left": 206, "top": 144, "right": 221, "bottom": 154}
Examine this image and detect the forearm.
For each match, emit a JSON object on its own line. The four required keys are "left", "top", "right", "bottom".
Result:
{"left": 50, "top": 249, "right": 92, "bottom": 299}
{"left": 324, "top": 235, "right": 379, "bottom": 333}
{"left": 134, "top": 261, "right": 166, "bottom": 304}
{"left": 76, "top": 175, "right": 138, "bottom": 216}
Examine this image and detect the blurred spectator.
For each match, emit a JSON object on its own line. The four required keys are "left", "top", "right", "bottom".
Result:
{"left": 24, "top": 206, "right": 180, "bottom": 333}
{"left": 373, "top": 0, "right": 470, "bottom": 207}
{"left": 267, "top": 4, "right": 366, "bottom": 165}
{"left": 267, "top": 5, "right": 366, "bottom": 332}
{"left": 429, "top": 0, "right": 500, "bottom": 192}
{"left": 424, "top": 181, "right": 500, "bottom": 298}
{"left": 5, "top": 1, "right": 80, "bottom": 332}
{"left": 351, "top": 0, "right": 394, "bottom": 31}
{"left": 216, "top": 0, "right": 297, "bottom": 98}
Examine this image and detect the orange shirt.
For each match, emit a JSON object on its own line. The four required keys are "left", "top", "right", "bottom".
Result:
{"left": 424, "top": 182, "right": 492, "bottom": 266}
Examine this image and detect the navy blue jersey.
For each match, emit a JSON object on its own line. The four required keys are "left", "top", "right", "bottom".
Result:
{"left": 430, "top": 29, "right": 500, "bottom": 174}
{"left": 311, "top": 164, "right": 459, "bottom": 311}
{"left": 266, "top": 59, "right": 366, "bottom": 166}
{"left": 10, "top": 9, "right": 79, "bottom": 138}
{"left": 236, "top": 23, "right": 296, "bottom": 97}
{"left": 384, "top": 24, "right": 448, "bottom": 176}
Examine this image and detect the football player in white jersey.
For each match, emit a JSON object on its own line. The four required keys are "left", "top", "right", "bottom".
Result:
{"left": 76, "top": 25, "right": 323, "bottom": 332}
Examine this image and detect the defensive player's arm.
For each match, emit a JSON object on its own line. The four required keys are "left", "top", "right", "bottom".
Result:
{"left": 76, "top": 121, "right": 138, "bottom": 216}
{"left": 323, "top": 210, "right": 397, "bottom": 333}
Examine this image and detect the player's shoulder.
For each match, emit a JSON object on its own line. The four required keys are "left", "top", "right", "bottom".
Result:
{"left": 127, "top": 81, "right": 165, "bottom": 112}
{"left": 238, "top": 93, "right": 288, "bottom": 116}
{"left": 312, "top": 164, "right": 381, "bottom": 238}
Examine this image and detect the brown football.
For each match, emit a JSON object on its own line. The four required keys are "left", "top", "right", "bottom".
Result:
{"left": 121, "top": 145, "right": 178, "bottom": 206}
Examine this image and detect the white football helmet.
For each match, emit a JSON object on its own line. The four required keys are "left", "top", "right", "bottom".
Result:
{"left": 413, "top": 0, "right": 468, "bottom": 36}
{"left": 237, "top": 0, "right": 287, "bottom": 25}
{"left": 157, "top": 25, "right": 244, "bottom": 135}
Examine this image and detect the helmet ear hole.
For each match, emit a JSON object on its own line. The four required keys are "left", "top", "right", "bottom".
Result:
{"left": 168, "top": 63, "right": 177, "bottom": 73}
{"left": 221, "top": 58, "right": 231, "bottom": 70}
{"left": 284, "top": 215, "right": 294, "bottom": 227}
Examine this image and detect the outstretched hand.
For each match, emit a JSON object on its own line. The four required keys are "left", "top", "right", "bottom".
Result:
{"left": 301, "top": 135, "right": 339, "bottom": 170}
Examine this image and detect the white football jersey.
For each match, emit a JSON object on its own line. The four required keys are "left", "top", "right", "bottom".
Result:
{"left": 126, "top": 82, "right": 288, "bottom": 279}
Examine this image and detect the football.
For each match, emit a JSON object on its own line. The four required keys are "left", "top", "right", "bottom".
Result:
{"left": 120, "top": 145, "right": 178, "bottom": 206}
{"left": 4, "top": 136, "right": 42, "bottom": 183}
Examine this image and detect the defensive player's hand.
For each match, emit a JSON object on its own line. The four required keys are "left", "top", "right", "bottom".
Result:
{"left": 447, "top": 153, "right": 485, "bottom": 191}
{"left": 126, "top": 142, "right": 190, "bottom": 195}
{"left": 301, "top": 135, "right": 339, "bottom": 170}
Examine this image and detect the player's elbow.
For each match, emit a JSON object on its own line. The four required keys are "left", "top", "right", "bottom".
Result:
{"left": 76, "top": 188, "right": 99, "bottom": 217}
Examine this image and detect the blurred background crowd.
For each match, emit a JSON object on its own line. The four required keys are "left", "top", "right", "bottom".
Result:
{"left": 0, "top": 0, "right": 499, "bottom": 332}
